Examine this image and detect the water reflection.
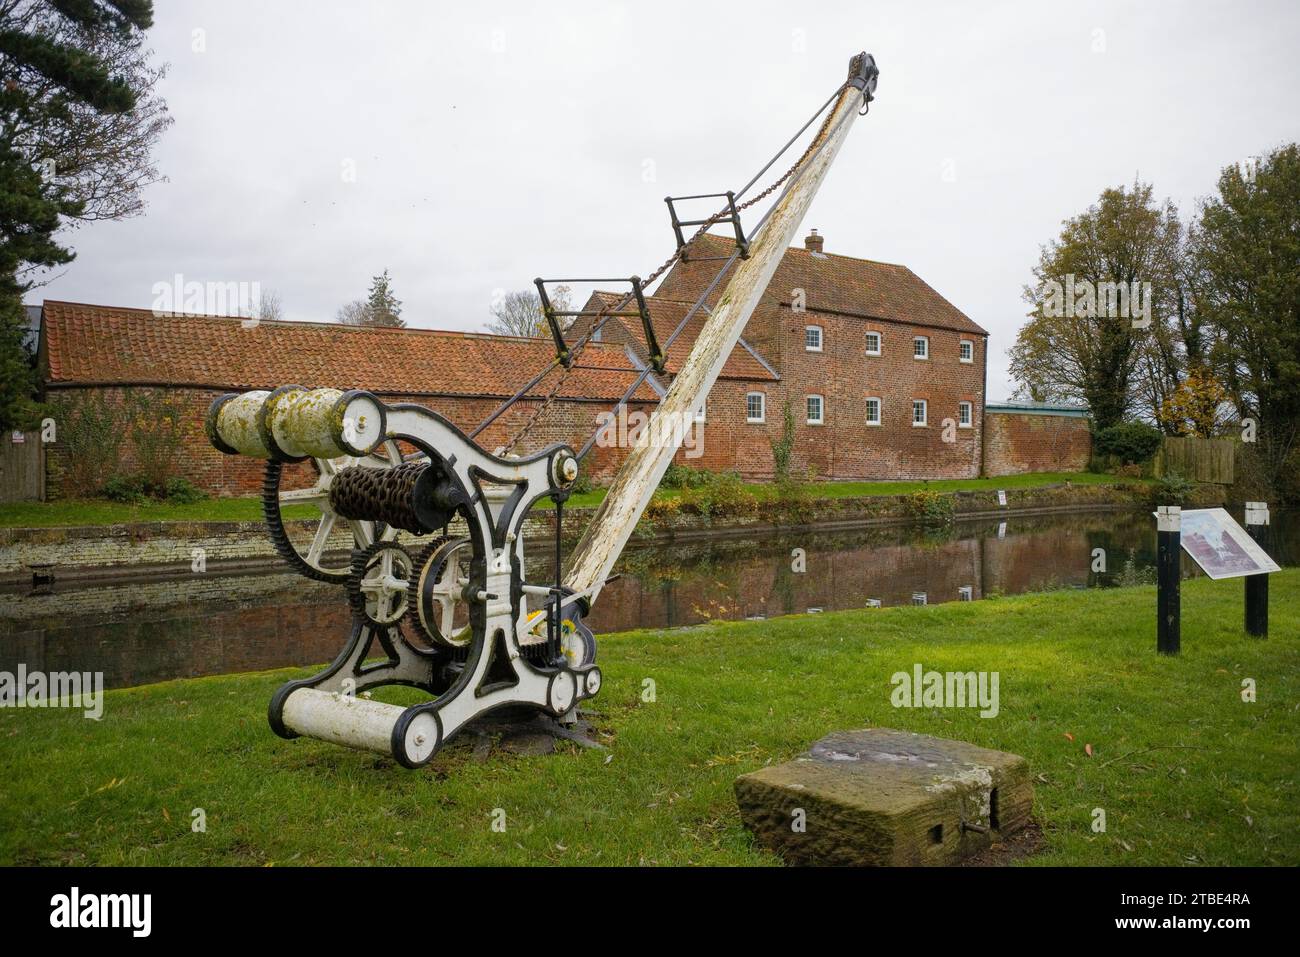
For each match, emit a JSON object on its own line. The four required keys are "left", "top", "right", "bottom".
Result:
{"left": 2, "top": 508, "right": 1294, "bottom": 690}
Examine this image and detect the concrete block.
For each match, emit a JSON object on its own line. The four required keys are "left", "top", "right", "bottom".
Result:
{"left": 735, "top": 727, "right": 1033, "bottom": 866}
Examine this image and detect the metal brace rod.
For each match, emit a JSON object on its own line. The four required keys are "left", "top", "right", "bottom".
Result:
{"left": 535, "top": 276, "right": 664, "bottom": 374}
{"left": 534, "top": 278, "right": 573, "bottom": 367}
{"left": 664, "top": 190, "right": 750, "bottom": 262}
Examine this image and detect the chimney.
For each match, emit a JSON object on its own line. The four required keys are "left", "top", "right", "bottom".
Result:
{"left": 804, "top": 229, "right": 824, "bottom": 254}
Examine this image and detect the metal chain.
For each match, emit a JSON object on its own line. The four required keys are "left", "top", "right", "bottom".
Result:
{"left": 498, "top": 81, "right": 851, "bottom": 455}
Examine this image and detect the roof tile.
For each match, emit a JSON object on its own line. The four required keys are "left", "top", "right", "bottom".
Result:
{"left": 40, "top": 301, "right": 659, "bottom": 402}
{"left": 654, "top": 233, "right": 988, "bottom": 336}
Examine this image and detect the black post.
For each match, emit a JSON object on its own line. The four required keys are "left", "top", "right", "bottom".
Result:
{"left": 1244, "top": 502, "right": 1269, "bottom": 638}
{"left": 1156, "top": 506, "right": 1181, "bottom": 655}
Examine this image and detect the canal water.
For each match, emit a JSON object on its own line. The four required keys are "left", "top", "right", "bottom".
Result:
{"left": 2, "top": 508, "right": 1295, "bottom": 690}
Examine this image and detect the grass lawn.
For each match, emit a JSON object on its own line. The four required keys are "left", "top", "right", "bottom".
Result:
{"left": 2, "top": 570, "right": 1295, "bottom": 866}
{"left": 0, "top": 496, "right": 317, "bottom": 528}
{"left": 0, "top": 472, "right": 1139, "bottom": 527}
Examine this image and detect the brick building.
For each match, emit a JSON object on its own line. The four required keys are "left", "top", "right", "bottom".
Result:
{"left": 581, "top": 230, "right": 990, "bottom": 480}
{"left": 32, "top": 232, "right": 1088, "bottom": 499}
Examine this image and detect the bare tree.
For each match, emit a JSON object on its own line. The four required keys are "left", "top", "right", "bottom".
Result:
{"left": 487, "top": 285, "right": 571, "bottom": 338}
{"left": 254, "top": 289, "right": 284, "bottom": 322}
{"left": 335, "top": 300, "right": 371, "bottom": 326}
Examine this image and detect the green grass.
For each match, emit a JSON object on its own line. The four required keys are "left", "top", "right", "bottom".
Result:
{"left": 0, "top": 496, "right": 317, "bottom": 528}
{"left": 1, "top": 472, "right": 1133, "bottom": 527}
{"left": 2, "top": 571, "right": 1295, "bottom": 866}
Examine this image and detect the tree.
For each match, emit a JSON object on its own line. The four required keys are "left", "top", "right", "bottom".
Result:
{"left": 0, "top": 137, "right": 65, "bottom": 428}
{"left": 0, "top": 0, "right": 168, "bottom": 428}
{"left": 0, "top": 296, "right": 39, "bottom": 429}
{"left": 253, "top": 289, "right": 284, "bottom": 323}
{"left": 487, "top": 285, "right": 571, "bottom": 338}
{"left": 364, "top": 269, "right": 403, "bottom": 328}
{"left": 335, "top": 299, "right": 371, "bottom": 326}
{"left": 1192, "top": 144, "right": 1300, "bottom": 488}
{"left": 0, "top": 0, "right": 170, "bottom": 276}
{"left": 1009, "top": 181, "right": 1183, "bottom": 430}
{"left": 1158, "top": 367, "right": 1231, "bottom": 438}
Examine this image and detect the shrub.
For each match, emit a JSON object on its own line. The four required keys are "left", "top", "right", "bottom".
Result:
{"left": 904, "top": 488, "right": 955, "bottom": 524}
{"left": 101, "top": 473, "right": 208, "bottom": 505}
{"left": 643, "top": 494, "right": 681, "bottom": 522}
{"left": 1149, "top": 471, "right": 1194, "bottom": 507}
{"left": 661, "top": 464, "right": 713, "bottom": 489}
{"left": 102, "top": 473, "right": 150, "bottom": 505}
{"left": 164, "top": 477, "right": 208, "bottom": 504}
{"left": 1094, "top": 421, "right": 1163, "bottom": 465}
{"left": 677, "top": 471, "right": 756, "bottom": 519}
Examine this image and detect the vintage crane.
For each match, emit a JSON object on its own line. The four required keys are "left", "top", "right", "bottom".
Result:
{"left": 205, "top": 52, "right": 879, "bottom": 767}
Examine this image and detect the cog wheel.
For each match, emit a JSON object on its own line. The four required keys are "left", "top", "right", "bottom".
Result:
{"left": 262, "top": 440, "right": 410, "bottom": 584}
{"left": 348, "top": 541, "right": 416, "bottom": 627}
{"left": 408, "top": 536, "right": 474, "bottom": 649}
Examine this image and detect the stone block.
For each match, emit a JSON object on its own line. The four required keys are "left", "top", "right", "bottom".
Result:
{"left": 735, "top": 728, "right": 1033, "bottom": 866}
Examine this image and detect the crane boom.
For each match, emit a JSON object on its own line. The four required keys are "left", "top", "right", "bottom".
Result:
{"left": 565, "top": 52, "right": 878, "bottom": 607}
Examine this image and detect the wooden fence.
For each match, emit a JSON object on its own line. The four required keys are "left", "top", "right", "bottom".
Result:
{"left": 0, "top": 429, "right": 45, "bottom": 501}
{"left": 1155, "top": 436, "right": 1235, "bottom": 485}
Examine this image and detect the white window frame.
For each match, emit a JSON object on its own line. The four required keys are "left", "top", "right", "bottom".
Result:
{"left": 958, "top": 401, "right": 973, "bottom": 427}
{"left": 865, "top": 397, "right": 882, "bottom": 426}
{"left": 912, "top": 399, "right": 928, "bottom": 427}
{"left": 913, "top": 336, "right": 929, "bottom": 360}
{"left": 746, "top": 392, "right": 766, "bottom": 424}
{"left": 806, "top": 394, "right": 824, "bottom": 425}
{"left": 865, "top": 331, "right": 882, "bottom": 356}
{"left": 694, "top": 400, "right": 707, "bottom": 424}
{"left": 959, "top": 339, "right": 974, "bottom": 363}
{"left": 805, "top": 325, "right": 823, "bottom": 352}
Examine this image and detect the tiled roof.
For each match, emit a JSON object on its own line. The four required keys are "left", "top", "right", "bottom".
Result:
{"left": 584, "top": 291, "right": 779, "bottom": 383}
{"left": 40, "top": 300, "right": 659, "bottom": 402}
{"left": 653, "top": 233, "right": 988, "bottom": 336}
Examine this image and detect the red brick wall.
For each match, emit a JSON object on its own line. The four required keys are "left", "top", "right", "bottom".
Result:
{"left": 43, "top": 385, "right": 657, "bottom": 499}
{"left": 693, "top": 303, "right": 986, "bottom": 481}
{"left": 982, "top": 411, "right": 1092, "bottom": 477}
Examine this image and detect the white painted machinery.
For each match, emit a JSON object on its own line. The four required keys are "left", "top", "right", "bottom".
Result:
{"left": 205, "top": 52, "right": 878, "bottom": 768}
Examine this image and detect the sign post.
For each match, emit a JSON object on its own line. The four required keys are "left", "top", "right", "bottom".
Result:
{"left": 1156, "top": 505, "right": 1181, "bottom": 655}
{"left": 1244, "top": 502, "right": 1269, "bottom": 638}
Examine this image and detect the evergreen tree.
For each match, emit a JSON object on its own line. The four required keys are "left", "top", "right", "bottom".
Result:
{"left": 0, "top": 0, "right": 168, "bottom": 428}
{"left": 364, "top": 269, "right": 404, "bottom": 328}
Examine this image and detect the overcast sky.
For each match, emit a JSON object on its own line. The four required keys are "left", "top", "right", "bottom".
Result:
{"left": 35, "top": 0, "right": 1300, "bottom": 400}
